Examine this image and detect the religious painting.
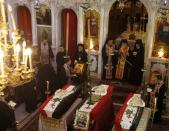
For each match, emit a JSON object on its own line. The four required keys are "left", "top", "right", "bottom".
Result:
{"left": 74, "top": 111, "right": 90, "bottom": 130}
{"left": 84, "top": 9, "right": 100, "bottom": 50}
{"left": 149, "top": 61, "right": 168, "bottom": 84}
{"left": 36, "top": 4, "right": 51, "bottom": 25}
{"left": 74, "top": 63, "right": 85, "bottom": 75}
{"left": 152, "top": 16, "right": 169, "bottom": 58}
{"left": 37, "top": 26, "right": 52, "bottom": 47}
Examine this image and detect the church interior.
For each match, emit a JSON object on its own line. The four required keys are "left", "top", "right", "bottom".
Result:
{"left": 0, "top": 0, "right": 169, "bottom": 131}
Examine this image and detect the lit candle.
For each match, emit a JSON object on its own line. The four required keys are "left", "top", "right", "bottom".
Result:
{"left": 24, "top": 49, "right": 29, "bottom": 72}
{"left": 27, "top": 48, "right": 32, "bottom": 70}
{"left": 22, "top": 41, "right": 26, "bottom": 63}
{"left": 15, "top": 44, "right": 20, "bottom": 69}
{"left": 66, "top": 13, "right": 69, "bottom": 56}
{"left": 89, "top": 39, "right": 94, "bottom": 50}
{"left": 0, "top": 49, "right": 4, "bottom": 77}
{"left": 0, "top": 0, "right": 6, "bottom": 23}
{"left": 8, "top": 4, "right": 16, "bottom": 30}
{"left": 88, "top": 19, "right": 90, "bottom": 37}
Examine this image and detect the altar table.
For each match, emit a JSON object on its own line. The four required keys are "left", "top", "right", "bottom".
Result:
{"left": 75, "top": 85, "right": 114, "bottom": 131}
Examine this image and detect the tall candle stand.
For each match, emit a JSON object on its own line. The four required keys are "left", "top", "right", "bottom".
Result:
{"left": 86, "top": 51, "right": 94, "bottom": 106}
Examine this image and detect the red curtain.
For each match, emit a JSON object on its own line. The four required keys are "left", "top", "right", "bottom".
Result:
{"left": 62, "top": 9, "right": 77, "bottom": 59}
{"left": 17, "top": 6, "right": 32, "bottom": 43}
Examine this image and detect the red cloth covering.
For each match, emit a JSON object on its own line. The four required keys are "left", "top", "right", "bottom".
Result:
{"left": 39, "top": 84, "right": 71, "bottom": 117}
{"left": 76, "top": 85, "right": 114, "bottom": 131}
{"left": 114, "top": 93, "right": 134, "bottom": 131}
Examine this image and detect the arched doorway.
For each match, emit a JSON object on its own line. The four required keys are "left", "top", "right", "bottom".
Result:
{"left": 62, "top": 9, "right": 77, "bottom": 59}
{"left": 108, "top": 0, "right": 148, "bottom": 41}
{"left": 17, "top": 6, "right": 32, "bottom": 45}
{"left": 105, "top": 0, "right": 149, "bottom": 84}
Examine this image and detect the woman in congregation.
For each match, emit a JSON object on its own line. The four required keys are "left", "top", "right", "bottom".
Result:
{"left": 115, "top": 39, "right": 129, "bottom": 81}
{"left": 130, "top": 39, "right": 144, "bottom": 86}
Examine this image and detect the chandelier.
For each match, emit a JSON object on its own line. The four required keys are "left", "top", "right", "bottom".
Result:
{"left": 158, "top": 0, "right": 169, "bottom": 18}
{"left": 117, "top": 0, "right": 127, "bottom": 12}
{"left": 0, "top": 1, "right": 35, "bottom": 93}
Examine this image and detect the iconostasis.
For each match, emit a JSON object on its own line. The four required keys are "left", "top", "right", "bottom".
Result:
{"left": 83, "top": 9, "right": 100, "bottom": 77}
{"left": 152, "top": 15, "right": 169, "bottom": 59}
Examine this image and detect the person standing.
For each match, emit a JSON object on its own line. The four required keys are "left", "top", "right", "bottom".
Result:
{"left": 56, "top": 45, "right": 65, "bottom": 76}
{"left": 73, "top": 44, "right": 88, "bottom": 83}
{"left": 73, "top": 44, "right": 88, "bottom": 65}
{"left": 153, "top": 76, "right": 167, "bottom": 123}
{"left": 131, "top": 39, "right": 144, "bottom": 86}
{"left": 115, "top": 39, "right": 129, "bottom": 81}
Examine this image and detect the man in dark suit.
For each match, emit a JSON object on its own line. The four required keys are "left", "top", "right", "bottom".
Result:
{"left": 153, "top": 75, "right": 167, "bottom": 123}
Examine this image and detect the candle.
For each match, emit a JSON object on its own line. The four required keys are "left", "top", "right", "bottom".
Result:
{"left": 88, "top": 19, "right": 90, "bottom": 37}
{"left": 8, "top": 4, "right": 16, "bottom": 30}
{"left": 24, "top": 49, "right": 29, "bottom": 71}
{"left": 0, "top": 0, "right": 6, "bottom": 23}
{"left": 27, "top": 48, "right": 32, "bottom": 70}
{"left": 0, "top": 49, "right": 4, "bottom": 77}
{"left": 89, "top": 39, "right": 93, "bottom": 50}
{"left": 22, "top": 41, "right": 26, "bottom": 63}
{"left": 15, "top": 44, "right": 20, "bottom": 69}
{"left": 66, "top": 13, "right": 69, "bottom": 56}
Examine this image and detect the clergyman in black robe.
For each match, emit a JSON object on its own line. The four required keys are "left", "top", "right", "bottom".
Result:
{"left": 73, "top": 44, "right": 88, "bottom": 83}
{"left": 130, "top": 39, "right": 144, "bottom": 86}
{"left": 56, "top": 45, "right": 65, "bottom": 77}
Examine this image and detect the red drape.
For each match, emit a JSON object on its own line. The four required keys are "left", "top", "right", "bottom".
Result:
{"left": 62, "top": 9, "right": 77, "bottom": 59}
{"left": 17, "top": 6, "right": 32, "bottom": 42}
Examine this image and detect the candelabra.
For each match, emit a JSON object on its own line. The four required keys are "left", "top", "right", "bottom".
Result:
{"left": 0, "top": 10, "right": 35, "bottom": 93}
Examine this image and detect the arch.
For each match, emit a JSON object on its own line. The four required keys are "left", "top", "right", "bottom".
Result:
{"left": 17, "top": 6, "right": 32, "bottom": 44}
{"left": 62, "top": 9, "right": 77, "bottom": 59}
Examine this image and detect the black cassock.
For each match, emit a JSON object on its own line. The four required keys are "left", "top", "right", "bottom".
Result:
{"left": 130, "top": 47, "right": 144, "bottom": 86}
{"left": 154, "top": 84, "right": 167, "bottom": 123}
{"left": 73, "top": 51, "right": 88, "bottom": 83}
{"left": 73, "top": 51, "right": 88, "bottom": 64}
{"left": 56, "top": 52, "right": 65, "bottom": 76}
{"left": 0, "top": 100, "right": 16, "bottom": 131}
{"left": 37, "top": 64, "right": 58, "bottom": 102}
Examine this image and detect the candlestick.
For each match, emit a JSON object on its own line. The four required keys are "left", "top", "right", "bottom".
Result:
{"left": 8, "top": 4, "right": 16, "bottom": 30}
{"left": 22, "top": 41, "right": 26, "bottom": 63}
{"left": 88, "top": 18, "right": 90, "bottom": 37}
{"left": 27, "top": 48, "right": 32, "bottom": 70}
{"left": 0, "top": 49, "right": 4, "bottom": 77}
{"left": 66, "top": 13, "right": 69, "bottom": 56}
{"left": 0, "top": 0, "right": 6, "bottom": 23}
{"left": 15, "top": 44, "right": 20, "bottom": 69}
{"left": 24, "top": 49, "right": 29, "bottom": 72}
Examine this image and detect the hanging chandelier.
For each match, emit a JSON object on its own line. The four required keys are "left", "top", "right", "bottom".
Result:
{"left": 116, "top": 0, "right": 127, "bottom": 12}
{"left": 158, "top": 0, "right": 169, "bottom": 18}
